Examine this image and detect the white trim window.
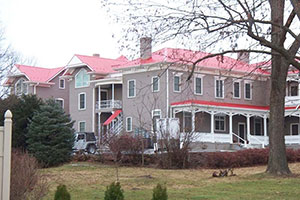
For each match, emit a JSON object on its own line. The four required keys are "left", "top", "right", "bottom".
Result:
{"left": 78, "top": 92, "right": 86, "bottom": 110}
{"left": 15, "top": 78, "right": 28, "bottom": 96}
{"left": 254, "top": 117, "right": 262, "bottom": 135}
{"left": 233, "top": 81, "right": 241, "bottom": 99}
{"left": 290, "top": 123, "right": 299, "bottom": 135}
{"left": 215, "top": 115, "right": 226, "bottom": 131}
{"left": 75, "top": 68, "right": 90, "bottom": 88}
{"left": 126, "top": 117, "right": 132, "bottom": 132}
{"left": 152, "top": 109, "right": 161, "bottom": 132}
{"left": 128, "top": 79, "right": 136, "bottom": 98}
{"left": 55, "top": 98, "right": 64, "bottom": 109}
{"left": 152, "top": 76, "right": 160, "bottom": 92}
{"left": 215, "top": 78, "right": 224, "bottom": 98}
{"left": 244, "top": 81, "right": 252, "bottom": 100}
{"left": 194, "top": 76, "right": 203, "bottom": 95}
{"left": 78, "top": 121, "right": 86, "bottom": 132}
{"left": 174, "top": 75, "right": 181, "bottom": 92}
{"left": 59, "top": 79, "right": 65, "bottom": 89}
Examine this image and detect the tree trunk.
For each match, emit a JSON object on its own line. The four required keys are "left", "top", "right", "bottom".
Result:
{"left": 266, "top": 0, "right": 291, "bottom": 175}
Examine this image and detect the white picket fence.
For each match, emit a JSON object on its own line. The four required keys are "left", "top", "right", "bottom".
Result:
{"left": 0, "top": 110, "right": 12, "bottom": 200}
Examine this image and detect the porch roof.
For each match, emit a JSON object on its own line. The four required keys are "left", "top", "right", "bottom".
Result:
{"left": 103, "top": 110, "right": 122, "bottom": 125}
{"left": 171, "top": 100, "right": 298, "bottom": 111}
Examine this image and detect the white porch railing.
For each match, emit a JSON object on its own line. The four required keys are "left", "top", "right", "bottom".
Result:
{"left": 95, "top": 100, "right": 122, "bottom": 110}
{"left": 192, "top": 132, "right": 231, "bottom": 143}
{"left": 285, "top": 96, "right": 300, "bottom": 106}
{"left": 248, "top": 135, "right": 267, "bottom": 148}
{"left": 108, "top": 114, "right": 123, "bottom": 135}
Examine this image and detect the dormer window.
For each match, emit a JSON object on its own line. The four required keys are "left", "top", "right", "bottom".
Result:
{"left": 15, "top": 78, "right": 28, "bottom": 96}
{"left": 75, "top": 69, "right": 90, "bottom": 88}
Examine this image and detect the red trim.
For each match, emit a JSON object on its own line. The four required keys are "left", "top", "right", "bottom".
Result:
{"left": 103, "top": 110, "right": 122, "bottom": 125}
{"left": 171, "top": 100, "right": 296, "bottom": 111}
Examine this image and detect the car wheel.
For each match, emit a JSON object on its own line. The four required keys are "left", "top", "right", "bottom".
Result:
{"left": 87, "top": 144, "right": 96, "bottom": 154}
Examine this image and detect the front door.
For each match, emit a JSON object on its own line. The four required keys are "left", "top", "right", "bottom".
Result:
{"left": 238, "top": 123, "right": 246, "bottom": 143}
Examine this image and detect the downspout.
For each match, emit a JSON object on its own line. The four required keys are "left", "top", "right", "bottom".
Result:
{"left": 33, "top": 83, "right": 39, "bottom": 94}
{"left": 166, "top": 68, "right": 169, "bottom": 118}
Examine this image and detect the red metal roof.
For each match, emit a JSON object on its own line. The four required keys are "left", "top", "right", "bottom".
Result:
{"left": 119, "top": 48, "right": 270, "bottom": 75}
{"left": 103, "top": 110, "right": 122, "bottom": 125}
{"left": 15, "top": 64, "right": 64, "bottom": 83}
{"left": 75, "top": 54, "right": 128, "bottom": 74}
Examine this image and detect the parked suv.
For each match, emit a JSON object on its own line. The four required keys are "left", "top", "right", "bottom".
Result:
{"left": 73, "top": 132, "right": 98, "bottom": 154}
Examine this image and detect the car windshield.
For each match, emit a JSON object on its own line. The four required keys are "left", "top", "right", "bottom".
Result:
{"left": 86, "top": 133, "right": 96, "bottom": 141}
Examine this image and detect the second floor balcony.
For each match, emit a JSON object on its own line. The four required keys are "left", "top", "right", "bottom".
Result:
{"left": 95, "top": 100, "right": 122, "bottom": 111}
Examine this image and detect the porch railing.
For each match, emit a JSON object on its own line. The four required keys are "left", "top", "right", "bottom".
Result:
{"left": 232, "top": 132, "right": 248, "bottom": 147}
{"left": 95, "top": 100, "right": 122, "bottom": 110}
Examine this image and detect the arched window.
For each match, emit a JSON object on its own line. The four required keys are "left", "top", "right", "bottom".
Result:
{"left": 15, "top": 78, "right": 28, "bottom": 96}
{"left": 75, "top": 69, "right": 90, "bottom": 88}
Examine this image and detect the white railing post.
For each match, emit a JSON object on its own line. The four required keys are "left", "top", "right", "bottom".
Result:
{"left": 2, "top": 110, "right": 12, "bottom": 200}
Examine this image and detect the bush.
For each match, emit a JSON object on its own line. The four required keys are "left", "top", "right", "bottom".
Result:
{"left": 27, "top": 99, "right": 75, "bottom": 167}
{"left": 10, "top": 149, "right": 48, "bottom": 200}
{"left": 152, "top": 184, "right": 168, "bottom": 200}
{"left": 54, "top": 184, "right": 71, "bottom": 200}
{"left": 104, "top": 182, "right": 124, "bottom": 200}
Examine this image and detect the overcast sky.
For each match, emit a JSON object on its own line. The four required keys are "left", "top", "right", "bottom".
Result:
{"left": 0, "top": 0, "right": 121, "bottom": 68}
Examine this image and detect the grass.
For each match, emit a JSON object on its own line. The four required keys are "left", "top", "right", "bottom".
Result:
{"left": 42, "top": 162, "right": 300, "bottom": 200}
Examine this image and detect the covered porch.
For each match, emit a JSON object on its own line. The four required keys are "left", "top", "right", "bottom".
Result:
{"left": 171, "top": 100, "right": 300, "bottom": 148}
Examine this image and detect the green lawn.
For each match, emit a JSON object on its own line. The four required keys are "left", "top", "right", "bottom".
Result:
{"left": 42, "top": 162, "right": 300, "bottom": 200}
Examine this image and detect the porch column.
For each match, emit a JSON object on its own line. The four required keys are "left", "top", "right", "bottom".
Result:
{"left": 263, "top": 115, "right": 267, "bottom": 148}
{"left": 211, "top": 111, "right": 215, "bottom": 142}
{"left": 192, "top": 109, "right": 195, "bottom": 132}
{"left": 112, "top": 84, "right": 115, "bottom": 101}
{"left": 98, "top": 112, "right": 101, "bottom": 145}
{"left": 246, "top": 114, "right": 250, "bottom": 145}
{"left": 98, "top": 85, "right": 101, "bottom": 109}
{"left": 298, "top": 81, "right": 300, "bottom": 96}
{"left": 229, "top": 113, "right": 233, "bottom": 143}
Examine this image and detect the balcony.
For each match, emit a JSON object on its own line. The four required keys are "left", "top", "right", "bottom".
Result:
{"left": 285, "top": 96, "right": 300, "bottom": 106}
{"left": 95, "top": 100, "right": 122, "bottom": 110}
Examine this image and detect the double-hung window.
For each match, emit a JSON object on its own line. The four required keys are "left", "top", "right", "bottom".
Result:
{"left": 78, "top": 121, "right": 86, "bottom": 132}
{"left": 194, "top": 76, "right": 203, "bottom": 95}
{"left": 174, "top": 75, "right": 181, "bottom": 92}
{"left": 215, "top": 78, "right": 224, "bottom": 98}
{"left": 126, "top": 117, "right": 132, "bottom": 132}
{"left": 78, "top": 93, "right": 86, "bottom": 110}
{"left": 215, "top": 115, "right": 225, "bottom": 131}
{"left": 152, "top": 76, "right": 159, "bottom": 92}
{"left": 55, "top": 98, "right": 64, "bottom": 109}
{"left": 291, "top": 123, "right": 299, "bottom": 135}
{"left": 233, "top": 81, "right": 240, "bottom": 98}
{"left": 244, "top": 81, "right": 252, "bottom": 100}
{"left": 128, "top": 80, "right": 136, "bottom": 98}
{"left": 59, "top": 79, "right": 65, "bottom": 89}
{"left": 254, "top": 117, "right": 262, "bottom": 135}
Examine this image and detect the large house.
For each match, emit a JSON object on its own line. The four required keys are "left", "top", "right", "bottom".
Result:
{"left": 4, "top": 38, "right": 300, "bottom": 150}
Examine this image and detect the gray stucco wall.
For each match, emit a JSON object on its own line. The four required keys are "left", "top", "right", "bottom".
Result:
{"left": 122, "top": 69, "right": 168, "bottom": 132}
{"left": 168, "top": 69, "right": 269, "bottom": 106}
{"left": 36, "top": 71, "right": 70, "bottom": 114}
{"left": 122, "top": 66, "right": 270, "bottom": 133}
{"left": 68, "top": 67, "right": 94, "bottom": 132}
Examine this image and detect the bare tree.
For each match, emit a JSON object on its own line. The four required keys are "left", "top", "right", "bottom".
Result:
{"left": 0, "top": 27, "right": 19, "bottom": 98}
{"left": 101, "top": 0, "right": 300, "bottom": 175}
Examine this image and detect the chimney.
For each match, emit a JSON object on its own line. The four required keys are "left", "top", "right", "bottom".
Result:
{"left": 140, "top": 37, "right": 152, "bottom": 59}
{"left": 237, "top": 52, "right": 250, "bottom": 63}
{"left": 93, "top": 53, "right": 100, "bottom": 57}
